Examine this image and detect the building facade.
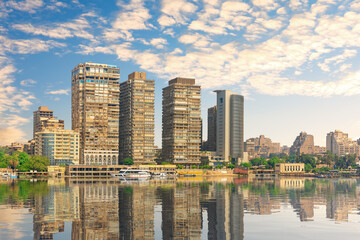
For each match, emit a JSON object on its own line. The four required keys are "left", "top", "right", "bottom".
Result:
{"left": 214, "top": 90, "right": 244, "bottom": 163}
{"left": 35, "top": 129, "right": 80, "bottom": 165}
{"left": 119, "top": 72, "right": 155, "bottom": 164}
{"left": 275, "top": 163, "right": 305, "bottom": 174}
{"left": 326, "top": 130, "right": 359, "bottom": 156}
{"left": 245, "top": 135, "right": 281, "bottom": 158}
{"left": 289, "top": 132, "right": 314, "bottom": 155}
{"left": 207, "top": 106, "right": 217, "bottom": 151}
{"left": 33, "top": 106, "right": 57, "bottom": 137}
{"left": 71, "top": 62, "right": 120, "bottom": 165}
{"left": 162, "top": 78, "right": 201, "bottom": 165}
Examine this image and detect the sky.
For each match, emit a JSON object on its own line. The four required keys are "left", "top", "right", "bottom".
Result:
{"left": 1, "top": 0, "right": 360, "bottom": 148}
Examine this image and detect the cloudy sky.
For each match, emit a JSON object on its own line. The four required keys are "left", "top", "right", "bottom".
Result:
{"left": 1, "top": 0, "right": 360, "bottom": 147}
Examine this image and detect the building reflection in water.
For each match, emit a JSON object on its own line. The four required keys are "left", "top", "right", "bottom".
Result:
{"left": 1, "top": 178, "right": 360, "bottom": 239}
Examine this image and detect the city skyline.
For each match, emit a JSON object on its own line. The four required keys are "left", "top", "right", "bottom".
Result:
{"left": 2, "top": 0, "right": 360, "bottom": 147}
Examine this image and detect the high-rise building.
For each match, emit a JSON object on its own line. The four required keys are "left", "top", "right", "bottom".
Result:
{"left": 289, "top": 132, "right": 314, "bottom": 155}
{"left": 119, "top": 72, "right": 155, "bottom": 164}
{"left": 33, "top": 106, "right": 56, "bottom": 137}
{"left": 214, "top": 90, "right": 244, "bottom": 163}
{"left": 71, "top": 62, "right": 120, "bottom": 165}
{"left": 326, "top": 130, "right": 359, "bottom": 156}
{"left": 35, "top": 129, "right": 80, "bottom": 165}
{"left": 207, "top": 106, "right": 217, "bottom": 151}
{"left": 162, "top": 78, "right": 201, "bottom": 165}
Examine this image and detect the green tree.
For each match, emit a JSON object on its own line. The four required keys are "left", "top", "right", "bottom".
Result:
{"left": 23, "top": 156, "right": 50, "bottom": 172}
{"left": 226, "top": 164, "right": 235, "bottom": 169}
{"left": 177, "top": 165, "right": 184, "bottom": 169}
{"left": 267, "top": 157, "right": 282, "bottom": 168}
{"left": 250, "top": 158, "right": 268, "bottom": 166}
{"left": 122, "top": 158, "right": 134, "bottom": 165}
{"left": 305, "top": 163, "right": 313, "bottom": 172}
{"left": 161, "top": 162, "right": 171, "bottom": 165}
{"left": 240, "top": 162, "right": 252, "bottom": 168}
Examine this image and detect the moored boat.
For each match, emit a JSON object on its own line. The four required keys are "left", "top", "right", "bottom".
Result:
{"left": 111, "top": 168, "right": 151, "bottom": 179}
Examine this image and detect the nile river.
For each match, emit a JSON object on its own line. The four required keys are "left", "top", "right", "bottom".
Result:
{"left": 0, "top": 177, "right": 360, "bottom": 240}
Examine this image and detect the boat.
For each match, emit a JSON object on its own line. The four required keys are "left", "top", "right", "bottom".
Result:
{"left": 111, "top": 168, "right": 151, "bottom": 179}
{"left": 151, "top": 172, "right": 167, "bottom": 178}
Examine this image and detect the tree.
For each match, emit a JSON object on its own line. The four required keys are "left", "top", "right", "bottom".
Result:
{"left": 250, "top": 158, "right": 268, "bottom": 166}
{"left": 305, "top": 163, "right": 313, "bottom": 172}
{"left": 177, "top": 165, "right": 184, "bottom": 169}
{"left": 23, "top": 156, "right": 50, "bottom": 172}
{"left": 267, "top": 157, "right": 282, "bottom": 168}
{"left": 161, "top": 162, "right": 171, "bottom": 165}
{"left": 240, "top": 162, "right": 252, "bottom": 168}
{"left": 226, "top": 164, "right": 235, "bottom": 169}
{"left": 122, "top": 158, "right": 134, "bottom": 165}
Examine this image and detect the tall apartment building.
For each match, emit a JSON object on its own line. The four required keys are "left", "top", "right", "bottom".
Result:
{"left": 71, "top": 62, "right": 120, "bottom": 165}
{"left": 162, "top": 78, "right": 201, "bottom": 165}
{"left": 326, "top": 130, "right": 359, "bottom": 156}
{"left": 245, "top": 135, "right": 281, "bottom": 158}
{"left": 207, "top": 106, "right": 217, "bottom": 151}
{"left": 214, "top": 90, "right": 244, "bottom": 163}
{"left": 35, "top": 129, "right": 79, "bottom": 165}
{"left": 33, "top": 106, "right": 63, "bottom": 137}
{"left": 289, "top": 132, "right": 314, "bottom": 155}
{"left": 119, "top": 72, "right": 155, "bottom": 164}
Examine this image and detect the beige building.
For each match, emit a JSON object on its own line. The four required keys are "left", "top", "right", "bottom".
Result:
{"left": 289, "top": 132, "right": 314, "bottom": 155}
{"left": 35, "top": 129, "right": 80, "bottom": 165}
{"left": 9, "top": 142, "right": 24, "bottom": 154}
{"left": 162, "top": 77, "right": 201, "bottom": 165}
{"left": 71, "top": 62, "right": 120, "bottom": 165}
{"left": 24, "top": 139, "right": 36, "bottom": 155}
{"left": 33, "top": 106, "right": 55, "bottom": 138}
{"left": 275, "top": 163, "right": 305, "bottom": 174}
{"left": 119, "top": 72, "right": 155, "bottom": 164}
{"left": 326, "top": 130, "right": 359, "bottom": 156}
{"left": 245, "top": 135, "right": 280, "bottom": 158}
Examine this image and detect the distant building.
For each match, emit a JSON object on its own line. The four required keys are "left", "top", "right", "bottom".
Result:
{"left": 326, "top": 130, "right": 359, "bottom": 156}
{"left": 314, "top": 145, "right": 326, "bottom": 154}
{"left": 207, "top": 106, "right": 217, "bottom": 151}
{"left": 289, "top": 132, "right": 314, "bottom": 155}
{"left": 281, "top": 145, "right": 290, "bottom": 155}
{"left": 275, "top": 163, "right": 305, "bottom": 174}
{"left": 119, "top": 72, "right": 155, "bottom": 164}
{"left": 35, "top": 129, "right": 80, "bottom": 165}
{"left": 9, "top": 142, "right": 24, "bottom": 154}
{"left": 24, "top": 139, "right": 36, "bottom": 155}
{"left": 245, "top": 135, "right": 280, "bottom": 158}
{"left": 214, "top": 90, "right": 244, "bottom": 163}
{"left": 162, "top": 77, "right": 201, "bottom": 165}
{"left": 71, "top": 62, "right": 120, "bottom": 165}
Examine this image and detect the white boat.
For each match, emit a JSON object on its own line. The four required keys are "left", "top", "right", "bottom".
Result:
{"left": 151, "top": 172, "right": 167, "bottom": 178}
{"left": 111, "top": 168, "right": 151, "bottom": 179}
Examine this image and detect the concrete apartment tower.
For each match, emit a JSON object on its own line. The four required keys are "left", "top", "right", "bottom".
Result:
{"left": 71, "top": 62, "right": 120, "bottom": 165}
{"left": 214, "top": 90, "right": 244, "bottom": 164}
{"left": 326, "top": 130, "right": 359, "bottom": 156}
{"left": 289, "top": 132, "right": 314, "bottom": 155}
{"left": 207, "top": 106, "right": 217, "bottom": 151}
{"left": 33, "top": 106, "right": 64, "bottom": 138}
{"left": 119, "top": 72, "right": 155, "bottom": 164}
{"left": 162, "top": 77, "right": 201, "bottom": 165}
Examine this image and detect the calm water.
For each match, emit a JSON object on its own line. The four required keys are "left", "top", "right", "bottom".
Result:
{"left": 0, "top": 177, "right": 359, "bottom": 240}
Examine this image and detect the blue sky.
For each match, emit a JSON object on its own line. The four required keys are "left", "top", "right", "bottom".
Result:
{"left": 1, "top": 0, "right": 360, "bottom": 147}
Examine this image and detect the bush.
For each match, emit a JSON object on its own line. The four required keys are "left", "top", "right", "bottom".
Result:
{"left": 227, "top": 164, "right": 235, "bottom": 169}
{"left": 191, "top": 165, "right": 197, "bottom": 169}
{"left": 123, "top": 158, "right": 134, "bottom": 165}
{"left": 177, "top": 165, "right": 184, "bottom": 169}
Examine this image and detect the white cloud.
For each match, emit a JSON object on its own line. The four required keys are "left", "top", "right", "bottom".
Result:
{"left": 47, "top": 89, "right": 70, "bottom": 95}
{"left": 150, "top": 38, "right": 168, "bottom": 49}
{"left": 252, "top": 0, "right": 279, "bottom": 11}
{"left": 0, "top": 36, "right": 65, "bottom": 54}
{"left": 6, "top": 0, "right": 43, "bottom": 13}
{"left": 179, "top": 33, "right": 212, "bottom": 49}
{"left": 20, "top": 79, "right": 36, "bottom": 86}
{"left": 12, "top": 12, "right": 98, "bottom": 41}
{"left": 158, "top": 0, "right": 198, "bottom": 27}
{"left": 104, "top": 0, "right": 152, "bottom": 41}
{"left": 318, "top": 49, "right": 357, "bottom": 72}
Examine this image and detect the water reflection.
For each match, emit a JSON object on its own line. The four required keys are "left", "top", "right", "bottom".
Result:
{"left": 0, "top": 177, "right": 359, "bottom": 239}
